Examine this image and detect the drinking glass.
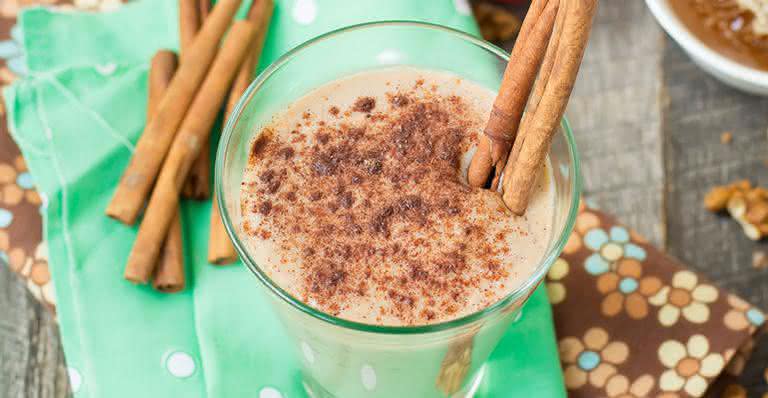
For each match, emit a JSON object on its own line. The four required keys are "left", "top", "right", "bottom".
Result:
{"left": 216, "top": 21, "right": 581, "bottom": 398}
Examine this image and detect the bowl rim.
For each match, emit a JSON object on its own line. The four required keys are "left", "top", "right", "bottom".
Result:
{"left": 645, "top": 0, "right": 768, "bottom": 87}
{"left": 215, "top": 20, "right": 582, "bottom": 335}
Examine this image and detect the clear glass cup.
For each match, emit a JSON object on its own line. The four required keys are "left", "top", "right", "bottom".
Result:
{"left": 216, "top": 21, "right": 581, "bottom": 398}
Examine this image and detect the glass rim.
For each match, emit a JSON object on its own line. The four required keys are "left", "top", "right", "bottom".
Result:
{"left": 215, "top": 20, "right": 582, "bottom": 335}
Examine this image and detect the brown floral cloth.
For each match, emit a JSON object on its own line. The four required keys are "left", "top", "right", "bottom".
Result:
{"left": 0, "top": 1, "right": 766, "bottom": 398}
{"left": 0, "top": 0, "right": 116, "bottom": 313}
{"left": 552, "top": 206, "right": 764, "bottom": 397}
{"left": 0, "top": 0, "right": 64, "bottom": 312}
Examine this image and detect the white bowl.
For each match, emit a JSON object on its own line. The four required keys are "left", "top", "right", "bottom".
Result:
{"left": 646, "top": 0, "right": 768, "bottom": 96}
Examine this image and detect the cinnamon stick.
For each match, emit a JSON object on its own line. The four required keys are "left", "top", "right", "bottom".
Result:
{"left": 467, "top": 0, "right": 558, "bottom": 189}
{"left": 179, "top": 0, "right": 201, "bottom": 54}
{"left": 208, "top": 195, "right": 237, "bottom": 264}
{"left": 181, "top": 0, "right": 212, "bottom": 200}
{"left": 502, "top": 0, "right": 597, "bottom": 214}
{"left": 153, "top": 212, "right": 186, "bottom": 292}
{"left": 106, "top": 0, "right": 242, "bottom": 225}
{"left": 199, "top": 0, "right": 211, "bottom": 20}
{"left": 125, "top": 18, "right": 261, "bottom": 283}
{"left": 505, "top": 0, "right": 568, "bottom": 171}
{"left": 152, "top": 0, "right": 199, "bottom": 291}
{"left": 181, "top": 144, "right": 211, "bottom": 198}
{"left": 146, "top": 51, "right": 178, "bottom": 121}
{"left": 208, "top": 0, "right": 274, "bottom": 265}
{"left": 142, "top": 51, "right": 187, "bottom": 292}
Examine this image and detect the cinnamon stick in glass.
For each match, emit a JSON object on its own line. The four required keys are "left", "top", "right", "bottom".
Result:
{"left": 181, "top": 0, "right": 212, "bottom": 200}
{"left": 505, "top": 0, "right": 567, "bottom": 171}
{"left": 106, "top": 0, "right": 242, "bottom": 225}
{"left": 125, "top": 17, "right": 260, "bottom": 283}
{"left": 208, "top": 0, "right": 274, "bottom": 265}
{"left": 466, "top": 0, "right": 558, "bottom": 189}
{"left": 502, "top": 0, "right": 597, "bottom": 214}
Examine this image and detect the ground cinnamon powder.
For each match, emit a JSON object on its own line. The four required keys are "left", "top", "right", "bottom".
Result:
{"left": 241, "top": 80, "right": 538, "bottom": 325}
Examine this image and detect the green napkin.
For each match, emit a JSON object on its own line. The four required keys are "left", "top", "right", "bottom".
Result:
{"left": 4, "top": 1, "right": 566, "bottom": 396}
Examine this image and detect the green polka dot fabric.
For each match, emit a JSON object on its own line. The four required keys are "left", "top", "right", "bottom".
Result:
{"left": 2, "top": 0, "right": 566, "bottom": 396}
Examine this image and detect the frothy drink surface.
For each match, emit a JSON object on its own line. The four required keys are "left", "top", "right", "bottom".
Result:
{"left": 240, "top": 67, "right": 555, "bottom": 326}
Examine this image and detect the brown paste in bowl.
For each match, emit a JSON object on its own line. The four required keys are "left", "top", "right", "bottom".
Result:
{"left": 670, "top": 0, "right": 768, "bottom": 71}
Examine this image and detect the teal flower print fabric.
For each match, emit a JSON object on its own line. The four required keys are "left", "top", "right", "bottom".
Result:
{"left": 551, "top": 206, "right": 764, "bottom": 397}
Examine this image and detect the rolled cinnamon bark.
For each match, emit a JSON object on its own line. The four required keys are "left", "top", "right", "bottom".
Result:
{"left": 182, "top": 148, "right": 211, "bottom": 199}
{"left": 505, "top": 0, "right": 567, "bottom": 171}
{"left": 208, "top": 0, "right": 274, "bottom": 265}
{"left": 125, "top": 18, "right": 260, "bottom": 283}
{"left": 146, "top": 51, "right": 178, "bottom": 120}
{"left": 208, "top": 194, "right": 236, "bottom": 264}
{"left": 179, "top": 0, "right": 201, "bottom": 53}
{"left": 141, "top": 51, "right": 187, "bottom": 292}
{"left": 502, "top": 0, "right": 598, "bottom": 215}
{"left": 199, "top": 0, "right": 211, "bottom": 20}
{"left": 106, "top": 0, "right": 242, "bottom": 225}
{"left": 467, "top": 0, "right": 557, "bottom": 189}
{"left": 181, "top": 0, "right": 212, "bottom": 200}
{"left": 153, "top": 212, "right": 186, "bottom": 292}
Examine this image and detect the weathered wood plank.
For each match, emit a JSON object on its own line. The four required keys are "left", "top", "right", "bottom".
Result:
{"left": 0, "top": 263, "right": 69, "bottom": 398}
{"left": 568, "top": 0, "right": 667, "bottom": 247}
{"left": 661, "top": 39, "right": 768, "bottom": 305}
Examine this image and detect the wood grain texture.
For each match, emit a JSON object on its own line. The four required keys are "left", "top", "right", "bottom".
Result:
{"left": 661, "top": 38, "right": 768, "bottom": 303}
{"left": 0, "top": 263, "right": 68, "bottom": 398}
{"left": 567, "top": 0, "right": 667, "bottom": 247}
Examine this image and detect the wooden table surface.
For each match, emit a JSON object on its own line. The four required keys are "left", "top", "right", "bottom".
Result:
{"left": 1, "top": 1, "right": 767, "bottom": 397}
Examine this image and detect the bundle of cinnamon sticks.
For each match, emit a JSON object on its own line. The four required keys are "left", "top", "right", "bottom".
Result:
{"left": 106, "top": 0, "right": 273, "bottom": 291}
{"left": 468, "top": 0, "right": 597, "bottom": 215}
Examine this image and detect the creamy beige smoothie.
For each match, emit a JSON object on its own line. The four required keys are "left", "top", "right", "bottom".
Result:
{"left": 239, "top": 67, "right": 555, "bottom": 326}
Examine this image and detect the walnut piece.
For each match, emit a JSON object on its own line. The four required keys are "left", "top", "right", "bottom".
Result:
{"left": 720, "top": 131, "right": 733, "bottom": 144}
{"left": 753, "top": 250, "right": 768, "bottom": 269}
{"left": 706, "top": 180, "right": 768, "bottom": 240}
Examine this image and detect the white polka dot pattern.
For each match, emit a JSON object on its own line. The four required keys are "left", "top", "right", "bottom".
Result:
{"left": 259, "top": 386, "right": 284, "bottom": 398}
{"left": 292, "top": 0, "right": 317, "bottom": 25}
{"left": 165, "top": 351, "right": 196, "bottom": 378}
{"left": 68, "top": 367, "right": 82, "bottom": 393}
{"left": 454, "top": 0, "right": 472, "bottom": 15}
{"left": 361, "top": 364, "right": 377, "bottom": 391}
